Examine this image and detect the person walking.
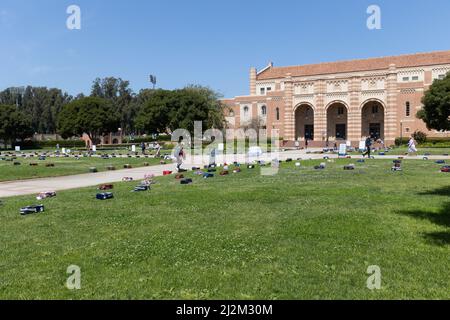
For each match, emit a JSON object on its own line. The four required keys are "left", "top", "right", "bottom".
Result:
{"left": 408, "top": 136, "right": 418, "bottom": 156}
{"left": 141, "top": 142, "right": 146, "bottom": 155}
{"left": 154, "top": 142, "right": 161, "bottom": 158}
{"left": 363, "top": 136, "right": 373, "bottom": 158}
{"left": 174, "top": 136, "right": 186, "bottom": 172}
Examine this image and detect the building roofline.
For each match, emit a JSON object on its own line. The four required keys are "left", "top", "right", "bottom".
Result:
{"left": 257, "top": 50, "right": 450, "bottom": 80}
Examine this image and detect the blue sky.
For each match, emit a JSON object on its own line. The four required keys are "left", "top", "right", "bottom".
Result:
{"left": 0, "top": 0, "right": 449, "bottom": 98}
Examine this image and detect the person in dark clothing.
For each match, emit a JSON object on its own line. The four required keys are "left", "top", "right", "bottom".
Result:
{"left": 141, "top": 142, "right": 146, "bottom": 155}
{"left": 363, "top": 137, "right": 373, "bottom": 158}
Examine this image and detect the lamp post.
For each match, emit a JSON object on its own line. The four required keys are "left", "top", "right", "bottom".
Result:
{"left": 400, "top": 121, "right": 403, "bottom": 147}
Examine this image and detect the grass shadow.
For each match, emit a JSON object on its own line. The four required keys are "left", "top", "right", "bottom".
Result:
{"left": 399, "top": 186, "right": 450, "bottom": 246}
{"left": 419, "top": 186, "right": 450, "bottom": 197}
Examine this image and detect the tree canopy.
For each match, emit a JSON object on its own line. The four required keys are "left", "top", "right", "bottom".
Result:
{"left": 0, "top": 80, "right": 227, "bottom": 140}
{"left": 90, "top": 77, "right": 136, "bottom": 134}
{"left": 418, "top": 74, "right": 450, "bottom": 131}
{"left": 0, "top": 86, "right": 72, "bottom": 134}
{"left": 0, "top": 104, "right": 34, "bottom": 147}
{"left": 57, "top": 97, "right": 120, "bottom": 144}
{"left": 135, "top": 86, "right": 226, "bottom": 135}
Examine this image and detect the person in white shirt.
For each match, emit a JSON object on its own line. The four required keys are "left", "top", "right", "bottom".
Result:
{"left": 408, "top": 136, "right": 418, "bottom": 155}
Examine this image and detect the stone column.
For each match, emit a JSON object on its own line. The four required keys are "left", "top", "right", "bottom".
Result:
{"left": 385, "top": 64, "right": 398, "bottom": 145}
{"left": 250, "top": 68, "right": 257, "bottom": 96}
{"left": 283, "top": 74, "right": 295, "bottom": 140}
{"left": 348, "top": 77, "right": 361, "bottom": 145}
{"left": 314, "top": 80, "right": 326, "bottom": 145}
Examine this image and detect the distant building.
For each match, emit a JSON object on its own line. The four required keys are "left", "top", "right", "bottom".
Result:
{"left": 81, "top": 132, "right": 123, "bottom": 148}
{"left": 223, "top": 50, "right": 450, "bottom": 147}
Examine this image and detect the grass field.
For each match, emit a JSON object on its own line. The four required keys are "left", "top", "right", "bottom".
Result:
{"left": 346, "top": 147, "right": 450, "bottom": 156}
{"left": 0, "top": 159, "right": 449, "bottom": 299}
{"left": 0, "top": 156, "right": 162, "bottom": 182}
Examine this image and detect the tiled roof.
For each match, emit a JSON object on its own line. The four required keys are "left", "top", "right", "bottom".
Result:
{"left": 256, "top": 50, "right": 450, "bottom": 80}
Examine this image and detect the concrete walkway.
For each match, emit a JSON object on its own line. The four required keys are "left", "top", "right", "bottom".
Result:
{"left": 0, "top": 151, "right": 448, "bottom": 198}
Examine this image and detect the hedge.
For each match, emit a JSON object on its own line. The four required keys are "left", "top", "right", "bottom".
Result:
{"left": 123, "top": 135, "right": 172, "bottom": 143}
{"left": 13, "top": 140, "right": 86, "bottom": 150}
{"left": 395, "top": 137, "right": 450, "bottom": 147}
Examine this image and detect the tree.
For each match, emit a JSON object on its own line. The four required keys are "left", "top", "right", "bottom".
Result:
{"left": 135, "top": 89, "right": 172, "bottom": 134}
{"left": 0, "top": 104, "right": 33, "bottom": 148}
{"left": 243, "top": 116, "right": 266, "bottom": 132}
{"left": 57, "top": 97, "right": 119, "bottom": 145}
{"left": 418, "top": 74, "right": 450, "bottom": 131}
{"left": 168, "top": 86, "right": 227, "bottom": 133}
{"left": 90, "top": 77, "right": 135, "bottom": 133}
{"left": 135, "top": 86, "right": 227, "bottom": 135}
{"left": 0, "top": 86, "right": 72, "bottom": 134}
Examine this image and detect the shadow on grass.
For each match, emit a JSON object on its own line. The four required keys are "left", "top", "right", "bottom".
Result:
{"left": 419, "top": 186, "right": 450, "bottom": 197}
{"left": 399, "top": 186, "right": 450, "bottom": 246}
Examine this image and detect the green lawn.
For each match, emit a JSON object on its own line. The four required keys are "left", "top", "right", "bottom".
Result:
{"left": 346, "top": 147, "right": 450, "bottom": 156}
{"left": 0, "top": 156, "right": 162, "bottom": 182}
{"left": 388, "top": 147, "right": 450, "bottom": 155}
{"left": 0, "top": 159, "right": 449, "bottom": 299}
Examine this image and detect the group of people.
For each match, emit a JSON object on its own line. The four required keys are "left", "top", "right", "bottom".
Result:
{"left": 140, "top": 142, "right": 162, "bottom": 157}
{"left": 362, "top": 135, "right": 418, "bottom": 158}
{"left": 169, "top": 134, "right": 420, "bottom": 172}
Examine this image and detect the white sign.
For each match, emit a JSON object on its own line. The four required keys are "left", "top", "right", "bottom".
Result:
{"left": 62, "top": 148, "right": 66, "bottom": 154}
{"left": 218, "top": 143, "right": 224, "bottom": 151}
{"left": 92, "top": 145, "right": 97, "bottom": 152}
{"left": 339, "top": 144, "right": 347, "bottom": 156}
{"left": 15, "top": 146, "right": 21, "bottom": 152}
{"left": 131, "top": 145, "right": 136, "bottom": 152}
{"left": 359, "top": 141, "right": 366, "bottom": 151}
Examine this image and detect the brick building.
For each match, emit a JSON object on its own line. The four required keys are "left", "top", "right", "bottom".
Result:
{"left": 223, "top": 50, "right": 450, "bottom": 147}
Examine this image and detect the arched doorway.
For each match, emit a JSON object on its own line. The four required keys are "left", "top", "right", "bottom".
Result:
{"left": 361, "top": 100, "right": 385, "bottom": 140}
{"left": 327, "top": 102, "right": 348, "bottom": 141}
{"left": 295, "top": 104, "right": 314, "bottom": 141}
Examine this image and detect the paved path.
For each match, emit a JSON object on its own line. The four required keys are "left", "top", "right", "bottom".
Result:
{"left": 0, "top": 151, "right": 448, "bottom": 198}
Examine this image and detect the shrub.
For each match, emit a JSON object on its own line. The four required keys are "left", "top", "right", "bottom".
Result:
{"left": 412, "top": 131, "right": 428, "bottom": 144}
{"left": 395, "top": 137, "right": 409, "bottom": 146}
{"left": 123, "top": 135, "right": 171, "bottom": 143}
{"left": 13, "top": 139, "right": 86, "bottom": 150}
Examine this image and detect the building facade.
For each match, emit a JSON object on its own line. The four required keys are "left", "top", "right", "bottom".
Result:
{"left": 223, "top": 51, "right": 450, "bottom": 147}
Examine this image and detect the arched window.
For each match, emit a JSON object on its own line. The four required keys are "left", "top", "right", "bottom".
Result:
{"left": 406, "top": 102, "right": 411, "bottom": 117}
{"left": 261, "top": 105, "right": 267, "bottom": 116}
{"left": 243, "top": 106, "right": 249, "bottom": 117}
{"left": 276, "top": 107, "right": 280, "bottom": 121}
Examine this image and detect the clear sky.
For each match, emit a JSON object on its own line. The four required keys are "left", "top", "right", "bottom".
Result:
{"left": 0, "top": 0, "right": 449, "bottom": 98}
